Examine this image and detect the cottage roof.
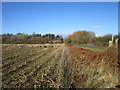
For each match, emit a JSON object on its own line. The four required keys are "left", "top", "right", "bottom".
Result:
{"left": 55, "top": 37, "right": 63, "bottom": 40}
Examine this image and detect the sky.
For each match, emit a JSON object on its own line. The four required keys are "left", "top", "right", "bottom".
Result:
{"left": 2, "top": 2, "right": 118, "bottom": 36}
{"left": 2, "top": 0, "right": 120, "bottom": 2}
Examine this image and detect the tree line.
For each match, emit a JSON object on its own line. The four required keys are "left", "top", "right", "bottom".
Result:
{"left": 1, "top": 33, "right": 63, "bottom": 44}
{"left": 64, "top": 31, "right": 119, "bottom": 46}
{"left": 1, "top": 31, "right": 119, "bottom": 46}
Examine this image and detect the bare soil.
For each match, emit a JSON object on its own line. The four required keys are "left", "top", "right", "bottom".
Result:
{"left": 2, "top": 44, "right": 119, "bottom": 88}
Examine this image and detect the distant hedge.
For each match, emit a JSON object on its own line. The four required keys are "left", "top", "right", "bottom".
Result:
{"left": 1, "top": 33, "right": 63, "bottom": 44}
{"left": 64, "top": 30, "right": 118, "bottom": 46}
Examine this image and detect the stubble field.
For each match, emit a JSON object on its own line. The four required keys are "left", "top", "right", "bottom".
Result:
{"left": 2, "top": 44, "right": 119, "bottom": 88}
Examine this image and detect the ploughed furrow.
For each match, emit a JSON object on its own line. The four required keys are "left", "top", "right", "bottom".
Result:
{"left": 28, "top": 45, "right": 70, "bottom": 88}
{"left": 2, "top": 47, "right": 28, "bottom": 58}
{"left": 53, "top": 45, "right": 70, "bottom": 88}
{"left": 2, "top": 47, "right": 52, "bottom": 81}
{"left": 2, "top": 47, "right": 56, "bottom": 88}
{"left": 2, "top": 48, "right": 48, "bottom": 74}
{"left": 2, "top": 53, "right": 44, "bottom": 85}
{"left": 26, "top": 46, "right": 63, "bottom": 88}
{"left": 2, "top": 44, "right": 73, "bottom": 88}
{"left": 2, "top": 44, "right": 18, "bottom": 52}
{"left": 62, "top": 46, "right": 73, "bottom": 88}
{"left": 39, "top": 45, "right": 65, "bottom": 88}
{"left": 2, "top": 47, "right": 47, "bottom": 71}
{"left": 2, "top": 44, "right": 47, "bottom": 59}
{"left": 2, "top": 45, "right": 43, "bottom": 60}
{"left": 15, "top": 48, "right": 58, "bottom": 88}
{"left": 2, "top": 44, "right": 31, "bottom": 56}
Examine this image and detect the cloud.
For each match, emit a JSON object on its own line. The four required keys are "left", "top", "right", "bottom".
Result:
{"left": 53, "top": 32, "right": 72, "bottom": 38}
{"left": 95, "top": 33, "right": 106, "bottom": 37}
{"left": 53, "top": 32, "right": 72, "bottom": 35}
{"left": 92, "top": 25, "right": 103, "bottom": 29}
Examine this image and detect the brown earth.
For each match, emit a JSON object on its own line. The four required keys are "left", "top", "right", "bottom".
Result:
{"left": 67, "top": 45, "right": 119, "bottom": 88}
{"left": 2, "top": 44, "right": 119, "bottom": 88}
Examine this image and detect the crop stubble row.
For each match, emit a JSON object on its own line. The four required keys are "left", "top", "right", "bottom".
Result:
{"left": 2, "top": 44, "right": 70, "bottom": 88}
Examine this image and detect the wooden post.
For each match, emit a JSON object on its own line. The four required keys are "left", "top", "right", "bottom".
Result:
{"left": 109, "top": 41, "right": 113, "bottom": 46}
{"left": 112, "top": 35, "right": 114, "bottom": 42}
{"left": 109, "top": 35, "right": 114, "bottom": 46}
{"left": 115, "top": 39, "right": 119, "bottom": 46}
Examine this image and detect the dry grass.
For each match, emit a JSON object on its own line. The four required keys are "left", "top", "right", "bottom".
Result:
{"left": 2, "top": 44, "right": 68, "bottom": 88}
{"left": 67, "top": 45, "right": 118, "bottom": 88}
{"left": 2, "top": 44, "right": 119, "bottom": 88}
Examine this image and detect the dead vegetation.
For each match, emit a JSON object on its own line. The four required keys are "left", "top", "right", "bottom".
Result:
{"left": 67, "top": 45, "right": 118, "bottom": 88}
{"left": 2, "top": 44, "right": 119, "bottom": 88}
{"left": 2, "top": 44, "right": 69, "bottom": 88}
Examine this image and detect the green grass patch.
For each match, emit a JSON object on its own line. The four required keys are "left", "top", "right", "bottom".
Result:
{"left": 69, "top": 43, "right": 107, "bottom": 50}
